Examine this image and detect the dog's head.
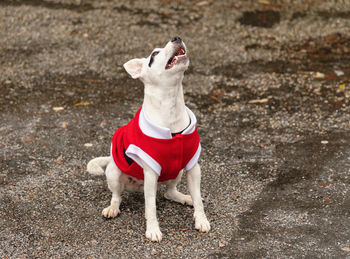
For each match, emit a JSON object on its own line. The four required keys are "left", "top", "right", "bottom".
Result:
{"left": 123, "top": 37, "right": 189, "bottom": 85}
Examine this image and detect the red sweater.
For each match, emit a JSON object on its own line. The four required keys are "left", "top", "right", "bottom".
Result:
{"left": 111, "top": 108, "right": 201, "bottom": 182}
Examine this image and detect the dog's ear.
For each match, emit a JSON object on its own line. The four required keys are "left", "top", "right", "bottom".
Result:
{"left": 123, "top": 58, "right": 145, "bottom": 79}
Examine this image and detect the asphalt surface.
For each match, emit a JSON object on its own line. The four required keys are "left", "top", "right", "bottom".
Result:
{"left": 1, "top": 0, "right": 350, "bottom": 258}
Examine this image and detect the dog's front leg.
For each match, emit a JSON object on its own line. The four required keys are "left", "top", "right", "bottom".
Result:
{"left": 187, "top": 163, "right": 210, "bottom": 233}
{"left": 142, "top": 162, "right": 163, "bottom": 242}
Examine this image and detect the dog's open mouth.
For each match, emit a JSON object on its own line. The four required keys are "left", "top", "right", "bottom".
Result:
{"left": 165, "top": 47, "right": 186, "bottom": 69}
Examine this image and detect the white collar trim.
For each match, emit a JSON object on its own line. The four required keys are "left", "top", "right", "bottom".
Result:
{"left": 139, "top": 106, "right": 197, "bottom": 139}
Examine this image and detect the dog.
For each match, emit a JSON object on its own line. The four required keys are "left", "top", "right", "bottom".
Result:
{"left": 87, "top": 37, "right": 210, "bottom": 242}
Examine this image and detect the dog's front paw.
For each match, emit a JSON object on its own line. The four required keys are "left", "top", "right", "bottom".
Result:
{"left": 146, "top": 221, "right": 163, "bottom": 242}
{"left": 102, "top": 205, "right": 120, "bottom": 218}
{"left": 194, "top": 213, "right": 210, "bottom": 233}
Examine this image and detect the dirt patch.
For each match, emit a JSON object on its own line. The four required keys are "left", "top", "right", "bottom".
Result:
{"left": 0, "top": 73, "right": 143, "bottom": 114}
{"left": 238, "top": 10, "right": 281, "bottom": 28}
{"left": 0, "top": 0, "right": 96, "bottom": 12}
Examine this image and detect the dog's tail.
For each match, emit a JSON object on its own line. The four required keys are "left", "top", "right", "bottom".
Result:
{"left": 87, "top": 156, "right": 111, "bottom": 175}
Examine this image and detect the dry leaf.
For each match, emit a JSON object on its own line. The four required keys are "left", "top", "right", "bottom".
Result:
{"left": 324, "top": 34, "right": 341, "bottom": 42}
{"left": 258, "top": 0, "right": 271, "bottom": 4}
{"left": 219, "top": 242, "right": 226, "bottom": 248}
{"left": 248, "top": 98, "right": 269, "bottom": 104}
{"left": 53, "top": 107, "right": 64, "bottom": 111}
{"left": 323, "top": 196, "right": 332, "bottom": 203}
{"left": 62, "top": 122, "right": 67, "bottom": 129}
{"left": 326, "top": 75, "right": 337, "bottom": 80}
{"left": 22, "top": 138, "right": 35, "bottom": 143}
{"left": 196, "top": 1, "right": 210, "bottom": 6}
{"left": 74, "top": 102, "right": 90, "bottom": 106}
{"left": 56, "top": 155, "right": 63, "bottom": 164}
{"left": 314, "top": 72, "right": 325, "bottom": 79}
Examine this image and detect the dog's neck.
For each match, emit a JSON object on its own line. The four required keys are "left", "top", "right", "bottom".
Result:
{"left": 142, "top": 79, "right": 189, "bottom": 133}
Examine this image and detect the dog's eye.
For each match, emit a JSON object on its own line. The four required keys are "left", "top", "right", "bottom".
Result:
{"left": 148, "top": 51, "right": 160, "bottom": 67}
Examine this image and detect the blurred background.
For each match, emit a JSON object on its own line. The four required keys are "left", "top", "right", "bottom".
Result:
{"left": 1, "top": 0, "right": 350, "bottom": 258}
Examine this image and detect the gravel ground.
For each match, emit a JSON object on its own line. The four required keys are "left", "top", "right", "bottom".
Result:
{"left": 1, "top": 0, "right": 350, "bottom": 258}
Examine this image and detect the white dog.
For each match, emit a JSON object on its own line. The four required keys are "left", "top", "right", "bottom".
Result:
{"left": 87, "top": 37, "right": 210, "bottom": 242}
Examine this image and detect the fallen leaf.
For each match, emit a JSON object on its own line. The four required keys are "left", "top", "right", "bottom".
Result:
{"left": 29, "top": 193, "right": 34, "bottom": 199}
{"left": 210, "top": 95, "right": 222, "bottom": 102}
{"left": 211, "top": 88, "right": 225, "bottom": 97}
{"left": 196, "top": 1, "right": 210, "bottom": 6}
{"left": 219, "top": 242, "right": 226, "bottom": 248}
{"left": 74, "top": 102, "right": 90, "bottom": 106}
{"left": 53, "top": 107, "right": 64, "bottom": 111}
{"left": 22, "top": 138, "right": 35, "bottom": 143}
{"left": 62, "top": 122, "right": 67, "bottom": 129}
{"left": 258, "top": 0, "right": 271, "bottom": 4}
{"left": 319, "top": 182, "right": 331, "bottom": 188}
{"left": 210, "top": 89, "right": 225, "bottom": 102}
{"left": 323, "top": 196, "right": 332, "bottom": 203}
{"left": 329, "top": 99, "right": 344, "bottom": 105}
{"left": 339, "top": 84, "right": 346, "bottom": 89}
{"left": 56, "top": 155, "right": 63, "bottom": 165}
{"left": 324, "top": 33, "right": 341, "bottom": 42}
{"left": 314, "top": 72, "right": 325, "bottom": 79}
{"left": 326, "top": 75, "right": 337, "bottom": 80}
{"left": 341, "top": 247, "right": 350, "bottom": 252}
{"left": 248, "top": 98, "right": 269, "bottom": 104}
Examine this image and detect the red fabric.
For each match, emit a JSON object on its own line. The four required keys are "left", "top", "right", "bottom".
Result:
{"left": 111, "top": 109, "right": 200, "bottom": 182}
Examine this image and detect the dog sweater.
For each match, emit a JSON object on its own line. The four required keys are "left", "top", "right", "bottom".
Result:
{"left": 111, "top": 107, "right": 201, "bottom": 182}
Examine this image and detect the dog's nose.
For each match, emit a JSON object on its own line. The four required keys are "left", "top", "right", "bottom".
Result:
{"left": 171, "top": 36, "right": 182, "bottom": 43}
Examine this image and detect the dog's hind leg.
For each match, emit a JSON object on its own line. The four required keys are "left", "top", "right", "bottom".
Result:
{"left": 102, "top": 161, "right": 124, "bottom": 218}
{"left": 164, "top": 171, "right": 193, "bottom": 206}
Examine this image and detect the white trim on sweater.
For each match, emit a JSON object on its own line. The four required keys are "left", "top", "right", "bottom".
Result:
{"left": 139, "top": 106, "right": 197, "bottom": 139}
